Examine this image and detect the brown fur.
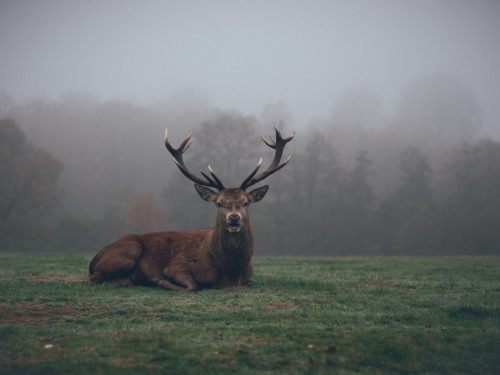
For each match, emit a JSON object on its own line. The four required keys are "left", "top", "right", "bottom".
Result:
{"left": 88, "top": 186, "right": 267, "bottom": 291}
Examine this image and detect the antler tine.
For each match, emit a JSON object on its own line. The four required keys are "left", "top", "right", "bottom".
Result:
{"left": 259, "top": 133, "right": 275, "bottom": 148}
{"left": 240, "top": 127, "right": 294, "bottom": 190}
{"left": 208, "top": 165, "right": 225, "bottom": 189}
{"left": 239, "top": 158, "right": 263, "bottom": 191}
{"left": 165, "top": 128, "right": 191, "bottom": 156}
{"left": 200, "top": 165, "right": 225, "bottom": 191}
{"left": 164, "top": 128, "right": 225, "bottom": 191}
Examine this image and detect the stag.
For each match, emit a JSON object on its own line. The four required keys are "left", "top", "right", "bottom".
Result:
{"left": 88, "top": 127, "right": 294, "bottom": 291}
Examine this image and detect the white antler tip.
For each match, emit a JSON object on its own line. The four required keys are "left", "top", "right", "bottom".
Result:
{"left": 164, "top": 128, "right": 168, "bottom": 143}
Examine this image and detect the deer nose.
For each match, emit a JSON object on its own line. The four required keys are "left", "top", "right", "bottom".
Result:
{"left": 229, "top": 214, "right": 240, "bottom": 223}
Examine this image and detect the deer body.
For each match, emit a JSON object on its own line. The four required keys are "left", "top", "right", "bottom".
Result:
{"left": 88, "top": 230, "right": 249, "bottom": 291}
{"left": 88, "top": 128, "right": 293, "bottom": 291}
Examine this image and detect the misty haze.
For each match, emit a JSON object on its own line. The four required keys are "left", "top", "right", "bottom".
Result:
{"left": 1, "top": 1, "right": 499, "bottom": 255}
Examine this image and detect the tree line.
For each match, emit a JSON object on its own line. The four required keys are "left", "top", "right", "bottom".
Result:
{"left": 1, "top": 72, "right": 499, "bottom": 254}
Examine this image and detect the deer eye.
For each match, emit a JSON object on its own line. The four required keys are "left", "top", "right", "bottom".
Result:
{"left": 216, "top": 202, "right": 222, "bottom": 208}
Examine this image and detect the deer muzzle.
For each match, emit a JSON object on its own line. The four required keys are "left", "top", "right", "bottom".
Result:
{"left": 227, "top": 213, "right": 242, "bottom": 233}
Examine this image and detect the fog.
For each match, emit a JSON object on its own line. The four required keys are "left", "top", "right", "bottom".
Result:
{"left": 1, "top": 0, "right": 500, "bottom": 134}
{"left": 1, "top": 1, "right": 500, "bottom": 255}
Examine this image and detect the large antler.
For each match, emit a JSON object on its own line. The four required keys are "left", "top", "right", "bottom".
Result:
{"left": 240, "top": 127, "right": 295, "bottom": 191}
{"left": 164, "top": 129, "right": 225, "bottom": 191}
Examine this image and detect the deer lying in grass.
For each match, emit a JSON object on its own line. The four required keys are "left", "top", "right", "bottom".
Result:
{"left": 88, "top": 127, "right": 294, "bottom": 291}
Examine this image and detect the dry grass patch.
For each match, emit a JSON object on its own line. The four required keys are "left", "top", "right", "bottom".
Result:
{"left": 0, "top": 301, "right": 97, "bottom": 325}
{"left": 0, "top": 273, "right": 87, "bottom": 283}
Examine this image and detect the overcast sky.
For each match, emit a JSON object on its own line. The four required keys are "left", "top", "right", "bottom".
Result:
{"left": 1, "top": 0, "right": 499, "bottom": 131}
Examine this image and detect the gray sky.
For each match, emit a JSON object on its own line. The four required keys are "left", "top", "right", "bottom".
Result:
{"left": 1, "top": 0, "right": 499, "bottom": 131}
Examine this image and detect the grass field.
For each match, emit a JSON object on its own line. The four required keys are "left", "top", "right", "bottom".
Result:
{"left": 0, "top": 254, "right": 498, "bottom": 374}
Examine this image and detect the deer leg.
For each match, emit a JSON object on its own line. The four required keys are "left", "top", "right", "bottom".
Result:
{"left": 152, "top": 269, "right": 199, "bottom": 292}
{"left": 88, "top": 237, "right": 142, "bottom": 285}
{"left": 240, "top": 263, "right": 254, "bottom": 286}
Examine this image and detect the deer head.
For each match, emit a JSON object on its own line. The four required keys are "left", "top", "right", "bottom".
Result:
{"left": 164, "top": 127, "right": 294, "bottom": 233}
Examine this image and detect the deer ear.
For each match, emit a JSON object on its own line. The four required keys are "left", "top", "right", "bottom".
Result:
{"left": 195, "top": 184, "right": 218, "bottom": 202}
{"left": 247, "top": 185, "right": 269, "bottom": 203}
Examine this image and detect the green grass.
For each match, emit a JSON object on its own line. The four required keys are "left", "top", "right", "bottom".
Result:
{"left": 0, "top": 254, "right": 499, "bottom": 374}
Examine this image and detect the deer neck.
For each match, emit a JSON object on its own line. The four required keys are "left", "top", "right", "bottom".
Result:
{"left": 209, "top": 218, "right": 254, "bottom": 269}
